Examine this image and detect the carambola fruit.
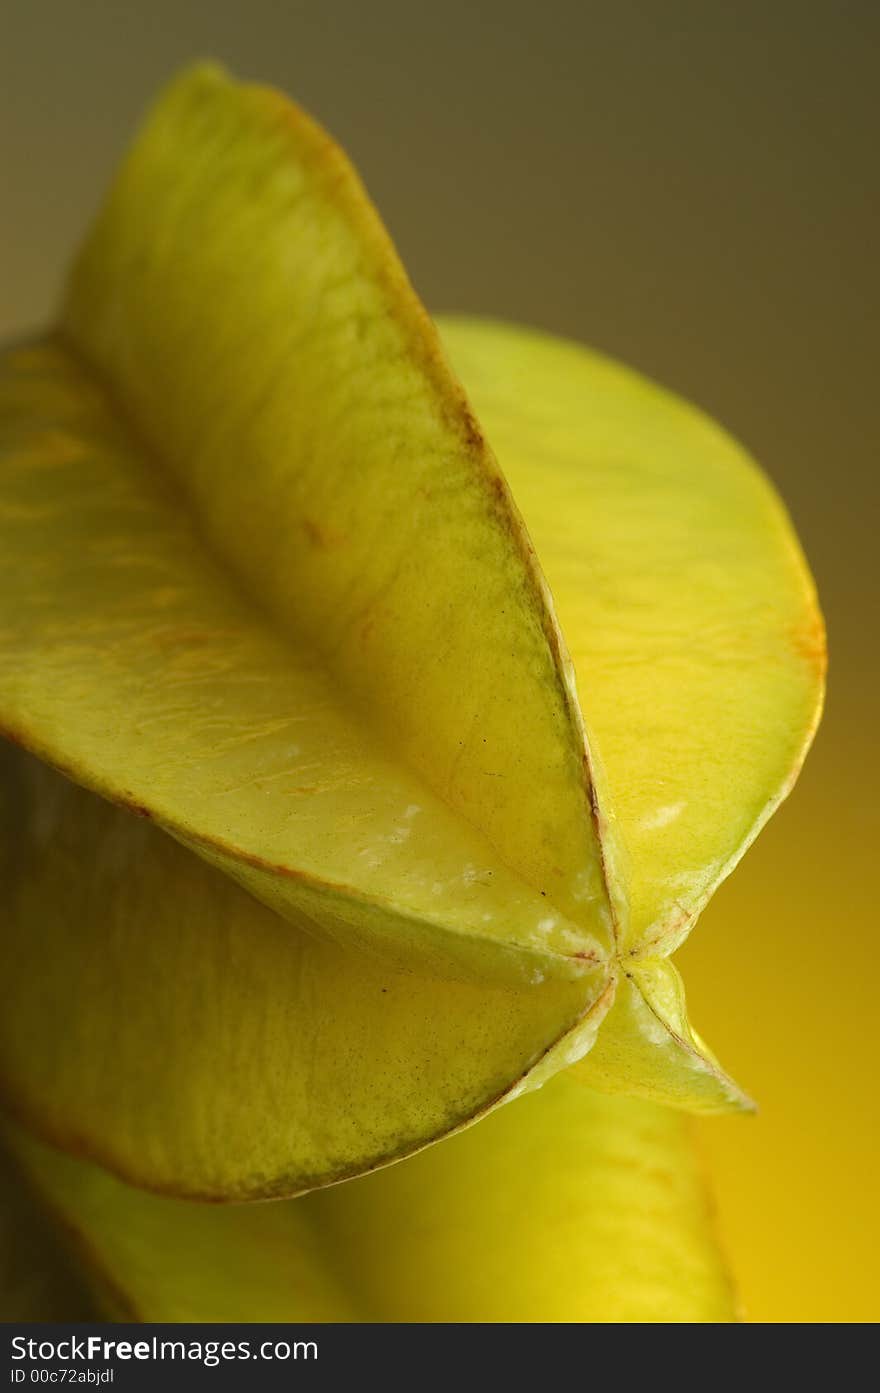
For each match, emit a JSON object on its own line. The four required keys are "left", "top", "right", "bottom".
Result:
{"left": 0, "top": 63, "right": 824, "bottom": 1321}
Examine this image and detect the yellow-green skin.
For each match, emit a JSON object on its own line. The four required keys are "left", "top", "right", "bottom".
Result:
{"left": 0, "top": 64, "right": 823, "bottom": 1321}
{"left": 5, "top": 1075, "right": 735, "bottom": 1323}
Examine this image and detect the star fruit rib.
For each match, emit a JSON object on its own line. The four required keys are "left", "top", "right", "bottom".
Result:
{"left": 0, "top": 746, "right": 610, "bottom": 1198}
{"left": 436, "top": 318, "right": 824, "bottom": 1106}
{"left": 2, "top": 1071, "right": 737, "bottom": 1322}
{"left": 1, "top": 64, "right": 617, "bottom": 980}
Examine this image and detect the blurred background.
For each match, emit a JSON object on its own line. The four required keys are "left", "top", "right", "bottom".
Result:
{"left": 2, "top": 0, "right": 876, "bottom": 1322}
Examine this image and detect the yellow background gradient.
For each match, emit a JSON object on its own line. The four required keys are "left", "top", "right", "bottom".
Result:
{"left": 2, "top": 1, "right": 876, "bottom": 1322}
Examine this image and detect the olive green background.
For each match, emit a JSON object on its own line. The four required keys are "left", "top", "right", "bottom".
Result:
{"left": 2, "top": 1, "right": 877, "bottom": 1321}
